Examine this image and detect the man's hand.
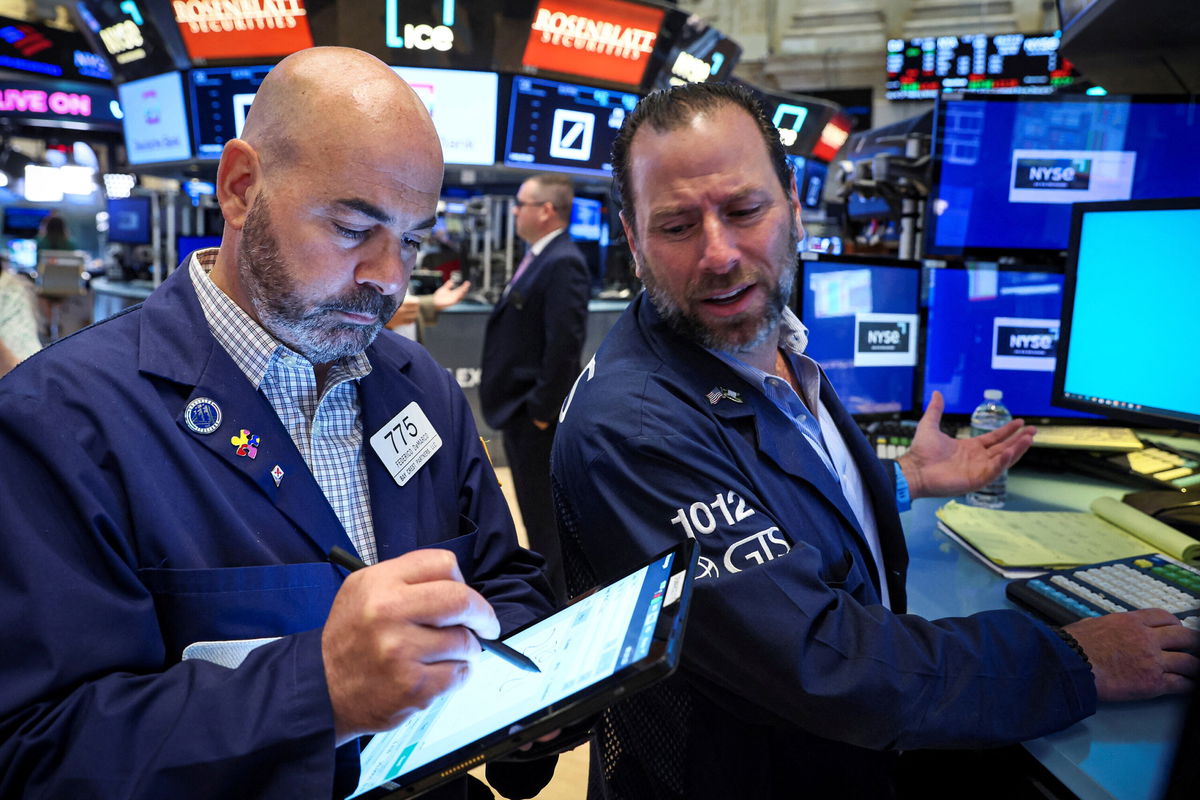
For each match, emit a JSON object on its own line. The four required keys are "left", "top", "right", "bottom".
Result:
{"left": 1064, "top": 608, "right": 1200, "bottom": 701}
{"left": 431, "top": 278, "right": 471, "bottom": 311}
{"left": 897, "top": 390, "right": 1036, "bottom": 499}
{"left": 322, "top": 549, "right": 500, "bottom": 744}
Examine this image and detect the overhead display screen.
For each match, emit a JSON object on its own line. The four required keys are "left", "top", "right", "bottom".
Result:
{"left": 172, "top": 0, "right": 314, "bottom": 61}
{"left": 927, "top": 95, "right": 1200, "bottom": 255}
{"left": 0, "top": 14, "right": 111, "bottom": 82}
{"left": 520, "top": 0, "right": 663, "bottom": 91}
{"left": 119, "top": 71, "right": 192, "bottom": 164}
{"left": 71, "top": 0, "right": 178, "bottom": 83}
{"left": 641, "top": 8, "right": 740, "bottom": 91}
{"left": 188, "top": 65, "right": 272, "bottom": 160}
{"left": 392, "top": 67, "right": 498, "bottom": 166}
{"left": 503, "top": 75, "right": 639, "bottom": 177}
{"left": 886, "top": 32, "right": 1079, "bottom": 100}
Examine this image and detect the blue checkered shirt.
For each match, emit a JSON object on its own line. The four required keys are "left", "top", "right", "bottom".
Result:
{"left": 189, "top": 250, "right": 379, "bottom": 564}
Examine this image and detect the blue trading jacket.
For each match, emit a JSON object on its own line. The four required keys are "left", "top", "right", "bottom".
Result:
{"left": 551, "top": 292, "right": 1096, "bottom": 798}
{"left": 0, "top": 266, "right": 553, "bottom": 799}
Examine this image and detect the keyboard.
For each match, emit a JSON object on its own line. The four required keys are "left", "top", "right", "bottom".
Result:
{"left": 1006, "top": 554, "right": 1200, "bottom": 628}
{"left": 858, "top": 419, "right": 917, "bottom": 459}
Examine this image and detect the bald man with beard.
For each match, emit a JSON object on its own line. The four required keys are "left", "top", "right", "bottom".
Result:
{"left": 0, "top": 48, "right": 555, "bottom": 799}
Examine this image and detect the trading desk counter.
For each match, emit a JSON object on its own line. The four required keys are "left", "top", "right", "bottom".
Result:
{"left": 904, "top": 469, "right": 1187, "bottom": 800}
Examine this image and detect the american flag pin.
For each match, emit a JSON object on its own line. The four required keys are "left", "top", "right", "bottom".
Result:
{"left": 706, "top": 387, "right": 744, "bottom": 405}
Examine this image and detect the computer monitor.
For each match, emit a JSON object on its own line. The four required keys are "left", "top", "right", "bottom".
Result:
{"left": 569, "top": 197, "right": 604, "bottom": 242}
{"left": 177, "top": 235, "right": 223, "bottom": 263}
{"left": 1052, "top": 197, "right": 1200, "bottom": 432}
{"left": 106, "top": 196, "right": 153, "bottom": 245}
{"left": 117, "top": 71, "right": 193, "bottom": 165}
{"left": 5, "top": 239, "right": 38, "bottom": 271}
{"left": 788, "top": 155, "right": 828, "bottom": 210}
{"left": 923, "top": 265, "right": 1098, "bottom": 420}
{"left": 503, "top": 76, "right": 640, "bottom": 178}
{"left": 797, "top": 254, "right": 921, "bottom": 416}
{"left": 2, "top": 207, "right": 51, "bottom": 238}
{"left": 926, "top": 94, "right": 1200, "bottom": 257}
{"left": 188, "top": 65, "right": 274, "bottom": 160}
{"left": 392, "top": 67, "right": 499, "bottom": 166}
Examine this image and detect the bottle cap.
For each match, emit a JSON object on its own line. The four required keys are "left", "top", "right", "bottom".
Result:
{"left": 984, "top": 389, "right": 1003, "bottom": 401}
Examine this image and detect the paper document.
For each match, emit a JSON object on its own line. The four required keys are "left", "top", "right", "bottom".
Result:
{"left": 1031, "top": 425, "right": 1143, "bottom": 452}
{"left": 935, "top": 496, "right": 1200, "bottom": 576}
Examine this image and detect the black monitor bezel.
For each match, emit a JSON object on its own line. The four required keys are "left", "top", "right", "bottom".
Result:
{"left": 796, "top": 252, "right": 924, "bottom": 420}
{"left": 924, "top": 92, "right": 1200, "bottom": 262}
{"left": 1051, "top": 196, "right": 1200, "bottom": 433}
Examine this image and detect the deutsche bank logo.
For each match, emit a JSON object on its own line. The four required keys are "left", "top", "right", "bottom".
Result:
{"left": 550, "top": 109, "right": 594, "bottom": 162}
{"left": 1013, "top": 157, "right": 1092, "bottom": 190}
{"left": 991, "top": 317, "right": 1059, "bottom": 372}
{"left": 854, "top": 313, "right": 918, "bottom": 367}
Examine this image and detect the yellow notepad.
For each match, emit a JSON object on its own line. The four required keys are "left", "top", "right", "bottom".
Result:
{"left": 935, "top": 496, "right": 1200, "bottom": 577}
{"left": 1030, "top": 425, "right": 1143, "bottom": 452}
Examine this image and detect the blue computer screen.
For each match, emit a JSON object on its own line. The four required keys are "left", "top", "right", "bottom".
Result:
{"left": 923, "top": 267, "right": 1096, "bottom": 419}
{"left": 799, "top": 257, "right": 921, "bottom": 415}
{"left": 569, "top": 197, "right": 603, "bottom": 242}
{"left": 928, "top": 96, "right": 1200, "bottom": 254}
{"left": 106, "top": 196, "right": 152, "bottom": 244}
{"left": 177, "top": 235, "right": 222, "bottom": 263}
{"left": 2, "top": 207, "right": 51, "bottom": 237}
{"left": 1057, "top": 202, "right": 1200, "bottom": 428}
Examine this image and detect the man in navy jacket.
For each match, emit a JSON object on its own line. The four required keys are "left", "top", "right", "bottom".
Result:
{"left": 551, "top": 82, "right": 1198, "bottom": 798}
{"left": 481, "top": 173, "right": 591, "bottom": 601}
{"left": 0, "top": 48, "right": 553, "bottom": 799}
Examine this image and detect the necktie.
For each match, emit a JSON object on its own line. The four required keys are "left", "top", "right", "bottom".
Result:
{"left": 510, "top": 250, "right": 534, "bottom": 286}
{"left": 504, "top": 250, "right": 534, "bottom": 298}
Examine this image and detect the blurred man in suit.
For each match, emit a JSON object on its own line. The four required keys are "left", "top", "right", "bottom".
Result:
{"left": 480, "top": 173, "right": 591, "bottom": 601}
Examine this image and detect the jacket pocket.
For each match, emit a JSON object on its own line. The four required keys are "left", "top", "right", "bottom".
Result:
{"left": 138, "top": 562, "right": 342, "bottom": 661}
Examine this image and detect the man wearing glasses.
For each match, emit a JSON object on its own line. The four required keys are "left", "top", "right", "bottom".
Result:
{"left": 480, "top": 173, "right": 591, "bottom": 601}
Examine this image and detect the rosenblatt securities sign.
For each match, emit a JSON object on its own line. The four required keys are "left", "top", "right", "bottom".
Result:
{"left": 521, "top": 0, "right": 663, "bottom": 89}
{"left": 171, "top": 0, "right": 314, "bottom": 61}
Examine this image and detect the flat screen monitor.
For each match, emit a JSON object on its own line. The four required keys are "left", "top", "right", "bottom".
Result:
{"left": 923, "top": 265, "right": 1098, "bottom": 420}
{"left": 788, "top": 155, "right": 828, "bottom": 210}
{"left": 391, "top": 67, "right": 498, "bottom": 166}
{"left": 927, "top": 94, "right": 1200, "bottom": 256}
{"left": 503, "top": 76, "right": 640, "bottom": 178}
{"left": 106, "top": 196, "right": 152, "bottom": 244}
{"left": 188, "top": 65, "right": 273, "bottom": 160}
{"left": 177, "top": 235, "right": 222, "bottom": 263}
{"left": 886, "top": 32, "right": 1079, "bottom": 100}
{"left": 2, "top": 207, "right": 51, "bottom": 237}
{"left": 569, "top": 197, "right": 603, "bottom": 242}
{"left": 1052, "top": 197, "right": 1200, "bottom": 431}
{"left": 797, "top": 254, "right": 921, "bottom": 416}
{"left": 117, "top": 71, "right": 192, "bottom": 165}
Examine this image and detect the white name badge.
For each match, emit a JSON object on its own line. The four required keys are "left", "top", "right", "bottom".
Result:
{"left": 369, "top": 402, "right": 443, "bottom": 487}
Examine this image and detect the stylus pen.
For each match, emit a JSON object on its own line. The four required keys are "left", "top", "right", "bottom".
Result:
{"left": 328, "top": 546, "right": 541, "bottom": 673}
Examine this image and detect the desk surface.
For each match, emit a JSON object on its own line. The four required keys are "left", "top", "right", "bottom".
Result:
{"left": 904, "top": 469, "right": 1187, "bottom": 800}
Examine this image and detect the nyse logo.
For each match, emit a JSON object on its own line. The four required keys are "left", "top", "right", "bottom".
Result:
{"left": 992, "top": 317, "right": 1059, "bottom": 372}
{"left": 550, "top": 109, "right": 594, "bottom": 161}
{"left": 853, "top": 313, "right": 918, "bottom": 367}
{"left": 1013, "top": 158, "right": 1091, "bottom": 190}
{"left": 858, "top": 321, "right": 909, "bottom": 353}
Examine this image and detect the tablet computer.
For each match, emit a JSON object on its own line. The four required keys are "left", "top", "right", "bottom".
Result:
{"left": 352, "top": 539, "right": 698, "bottom": 799}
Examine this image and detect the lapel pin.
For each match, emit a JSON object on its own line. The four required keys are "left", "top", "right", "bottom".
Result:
{"left": 184, "top": 398, "right": 222, "bottom": 434}
{"left": 271, "top": 465, "right": 284, "bottom": 487}
{"left": 706, "top": 387, "right": 744, "bottom": 406}
{"left": 231, "top": 429, "right": 260, "bottom": 459}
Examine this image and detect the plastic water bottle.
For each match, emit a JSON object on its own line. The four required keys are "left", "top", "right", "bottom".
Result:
{"left": 966, "top": 389, "right": 1012, "bottom": 508}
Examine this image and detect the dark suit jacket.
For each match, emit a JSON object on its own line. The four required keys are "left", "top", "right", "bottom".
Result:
{"left": 480, "top": 231, "right": 591, "bottom": 430}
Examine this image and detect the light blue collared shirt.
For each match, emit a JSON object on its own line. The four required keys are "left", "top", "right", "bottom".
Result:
{"left": 710, "top": 308, "right": 895, "bottom": 608}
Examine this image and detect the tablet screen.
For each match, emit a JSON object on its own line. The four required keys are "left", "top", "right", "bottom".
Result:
{"left": 354, "top": 549, "right": 685, "bottom": 797}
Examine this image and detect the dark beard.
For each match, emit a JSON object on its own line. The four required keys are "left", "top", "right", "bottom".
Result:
{"left": 238, "top": 194, "right": 398, "bottom": 364}
{"left": 639, "top": 223, "right": 799, "bottom": 355}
